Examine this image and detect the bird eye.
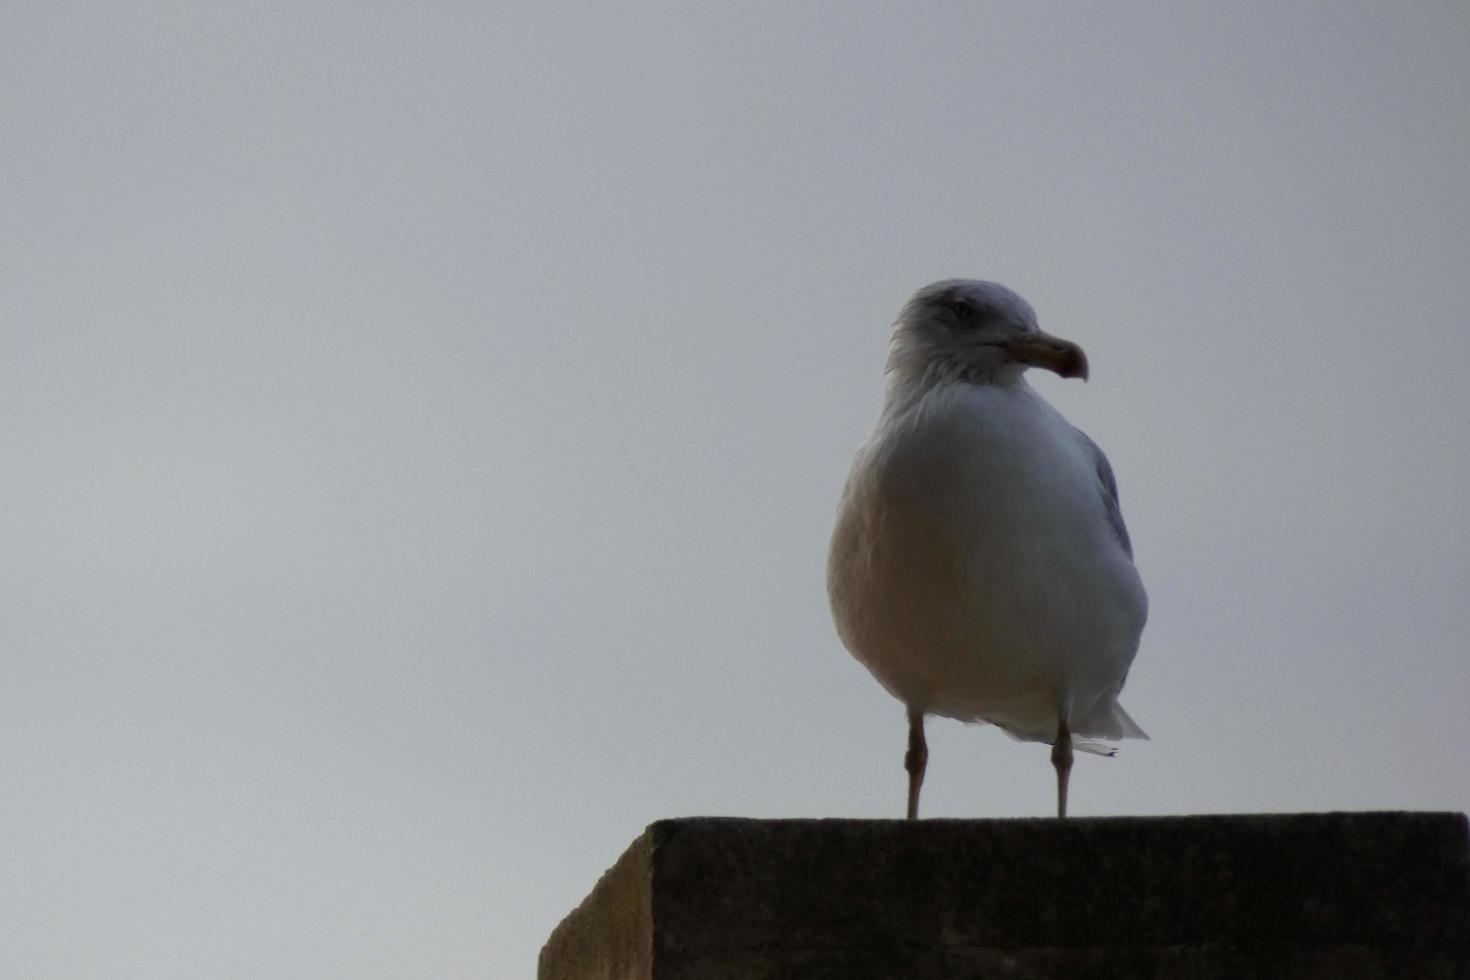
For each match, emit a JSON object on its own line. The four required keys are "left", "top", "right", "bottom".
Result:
{"left": 948, "top": 299, "right": 973, "bottom": 319}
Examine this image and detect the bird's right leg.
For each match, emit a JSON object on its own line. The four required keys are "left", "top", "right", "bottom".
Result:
{"left": 905, "top": 707, "right": 927, "bottom": 820}
{"left": 1051, "top": 717, "right": 1073, "bottom": 819}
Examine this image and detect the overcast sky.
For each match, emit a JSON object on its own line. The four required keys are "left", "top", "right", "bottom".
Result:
{"left": 4, "top": 3, "right": 1469, "bottom": 977}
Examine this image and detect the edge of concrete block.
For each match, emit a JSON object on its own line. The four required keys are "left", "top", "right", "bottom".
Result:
{"left": 537, "top": 828, "right": 655, "bottom": 980}
{"left": 539, "top": 812, "right": 1470, "bottom": 979}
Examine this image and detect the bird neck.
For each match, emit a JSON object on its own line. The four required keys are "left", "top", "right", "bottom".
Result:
{"left": 882, "top": 357, "right": 1028, "bottom": 419}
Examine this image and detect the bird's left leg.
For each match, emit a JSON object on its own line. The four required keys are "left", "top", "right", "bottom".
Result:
{"left": 905, "top": 707, "right": 927, "bottom": 820}
{"left": 1051, "top": 717, "right": 1073, "bottom": 819}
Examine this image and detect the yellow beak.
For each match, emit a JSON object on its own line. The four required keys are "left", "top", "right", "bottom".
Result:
{"left": 1005, "top": 331, "right": 1089, "bottom": 380}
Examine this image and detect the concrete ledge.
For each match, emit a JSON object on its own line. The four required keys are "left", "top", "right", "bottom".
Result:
{"left": 539, "top": 812, "right": 1470, "bottom": 979}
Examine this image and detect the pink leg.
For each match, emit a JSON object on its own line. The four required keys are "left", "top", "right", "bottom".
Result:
{"left": 905, "top": 707, "right": 928, "bottom": 820}
{"left": 1051, "top": 717, "right": 1073, "bottom": 819}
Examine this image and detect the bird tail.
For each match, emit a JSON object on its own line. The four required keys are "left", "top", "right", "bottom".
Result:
{"left": 1069, "top": 700, "right": 1148, "bottom": 757}
{"left": 1109, "top": 702, "right": 1149, "bottom": 740}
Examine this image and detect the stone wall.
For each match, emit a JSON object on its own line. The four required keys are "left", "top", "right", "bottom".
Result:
{"left": 540, "top": 812, "right": 1470, "bottom": 979}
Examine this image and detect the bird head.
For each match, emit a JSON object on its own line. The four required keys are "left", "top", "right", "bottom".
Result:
{"left": 886, "top": 280, "right": 1088, "bottom": 391}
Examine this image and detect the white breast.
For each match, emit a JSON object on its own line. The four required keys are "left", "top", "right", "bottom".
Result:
{"left": 828, "top": 381, "right": 1147, "bottom": 741}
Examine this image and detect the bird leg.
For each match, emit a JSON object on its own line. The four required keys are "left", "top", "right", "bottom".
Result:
{"left": 905, "top": 707, "right": 927, "bottom": 820}
{"left": 1051, "top": 717, "right": 1073, "bottom": 819}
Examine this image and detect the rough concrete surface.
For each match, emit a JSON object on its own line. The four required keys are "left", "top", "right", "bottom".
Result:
{"left": 538, "top": 812, "right": 1470, "bottom": 979}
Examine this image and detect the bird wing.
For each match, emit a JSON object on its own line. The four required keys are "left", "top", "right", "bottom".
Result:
{"left": 1072, "top": 427, "right": 1133, "bottom": 559}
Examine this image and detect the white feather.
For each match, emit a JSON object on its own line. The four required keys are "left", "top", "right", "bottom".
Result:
{"left": 828, "top": 282, "right": 1148, "bottom": 751}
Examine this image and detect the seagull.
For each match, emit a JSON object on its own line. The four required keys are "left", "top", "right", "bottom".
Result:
{"left": 827, "top": 280, "right": 1148, "bottom": 819}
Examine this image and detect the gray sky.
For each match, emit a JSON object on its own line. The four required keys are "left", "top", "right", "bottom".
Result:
{"left": 4, "top": 3, "right": 1469, "bottom": 977}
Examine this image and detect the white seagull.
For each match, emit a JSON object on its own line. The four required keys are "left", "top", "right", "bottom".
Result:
{"left": 828, "top": 280, "right": 1148, "bottom": 819}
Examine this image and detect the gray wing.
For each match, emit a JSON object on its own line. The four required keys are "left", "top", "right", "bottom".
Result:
{"left": 1073, "top": 427, "right": 1133, "bottom": 559}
